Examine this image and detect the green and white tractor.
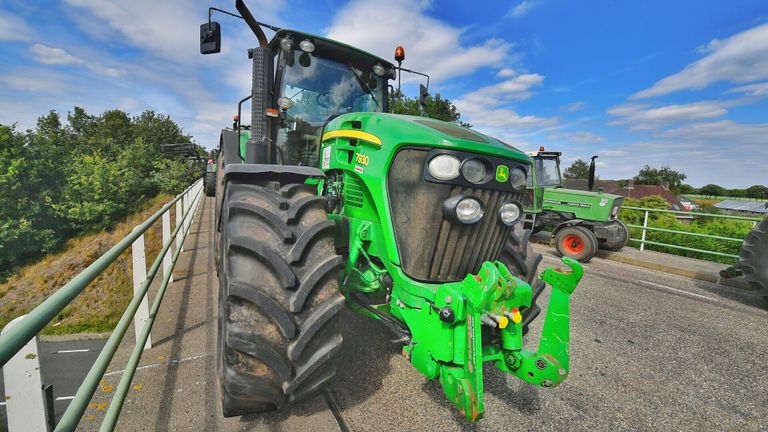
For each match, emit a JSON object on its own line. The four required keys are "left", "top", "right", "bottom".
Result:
{"left": 204, "top": 149, "right": 218, "bottom": 197}
{"left": 525, "top": 149, "right": 628, "bottom": 262}
{"left": 201, "top": 1, "right": 583, "bottom": 421}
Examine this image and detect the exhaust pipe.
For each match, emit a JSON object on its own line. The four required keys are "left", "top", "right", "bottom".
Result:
{"left": 588, "top": 155, "right": 598, "bottom": 192}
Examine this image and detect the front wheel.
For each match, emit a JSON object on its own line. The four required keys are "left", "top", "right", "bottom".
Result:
{"left": 204, "top": 172, "right": 216, "bottom": 197}
{"left": 218, "top": 179, "right": 344, "bottom": 416}
{"left": 599, "top": 220, "right": 629, "bottom": 251}
{"left": 554, "top": 225, "right": 597, "bottom": 263}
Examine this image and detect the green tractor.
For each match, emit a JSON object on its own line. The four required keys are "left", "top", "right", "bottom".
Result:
{"left": 204, "top": 149, "right": 218, "bottom": 197}
{"left": 201, "top": 1, "right": 583, "bottom": 421}
{"left": 526, "top": 149, "right": 628, "bottom": 262}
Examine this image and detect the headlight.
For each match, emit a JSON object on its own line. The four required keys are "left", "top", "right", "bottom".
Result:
{"left": 499, "top": 202, "right": 522, "bottom": 225}
{"left": 456, "top": 198, "right": 484, "bottom": 224}
{"left": 509, "top": 167, "right": 527, "bottom": 189}
{"left": 461, "top": 158, "right": 486, "bottom": 183}
{"left": 428, "top": 155, "right": 461, "bottom": 180}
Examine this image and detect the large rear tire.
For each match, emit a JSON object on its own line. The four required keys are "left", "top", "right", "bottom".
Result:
{"left": 499, "top": 225, "right": 545, "bottom": 336}
{"left": 218, "top": 179, "right": 344, "bottom": 416}
{"left": 739, "top": 219, "right": 768, "bottom": 300}
{"left": 204, "top": 172, "right": 216, "bottom": 197}
{"left": 599, "top": 220, "right": 629, "bottom": 251}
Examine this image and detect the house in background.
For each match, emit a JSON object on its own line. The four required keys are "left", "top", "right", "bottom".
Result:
{"left": 611, "top": 180, "right": 693, "bottom": 222}
{"left": 679, "top": 196, "right": 699, "bottom": 211}
{"left": 714, "top": 199, "right": 768, "bottom": 216}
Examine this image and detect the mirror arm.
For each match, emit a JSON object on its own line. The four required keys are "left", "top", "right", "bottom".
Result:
{"left": 208, "top": 3, "right": 281, "bottom": 48}
{"left": 396, "top": 67, "right": 430, "bottom": 92}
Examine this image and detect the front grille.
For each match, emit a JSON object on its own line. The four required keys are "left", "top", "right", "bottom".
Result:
{"left": 388, "top": 148, "right": 525, "bottom": 283}
{"left": 427, "top": 187, "right": 516, "bottom": 280}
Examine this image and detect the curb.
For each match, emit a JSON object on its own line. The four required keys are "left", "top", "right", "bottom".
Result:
{"left": 594, "top": 250, "right": 755, "bottom": 291}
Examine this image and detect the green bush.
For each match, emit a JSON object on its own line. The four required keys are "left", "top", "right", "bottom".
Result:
{"left": 619, "top": 196, "right": 756, "bottom": 264}
{"left": 0, "top": 108, "right": 204, "bottom": 280}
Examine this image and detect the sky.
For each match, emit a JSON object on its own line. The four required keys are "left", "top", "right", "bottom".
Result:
{"left": 1, "top": 0, "right": 767, "bottom": 188}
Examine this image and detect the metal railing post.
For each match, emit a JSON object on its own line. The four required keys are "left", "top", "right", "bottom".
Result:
{"left": 131, "top": 232, "right": 152, "bottom": 350}
{"left": 640, "top": 210, "right": 649, "bottom": 252}
{"left": 162, "top": 210, "right": 173, "bottom": 284}
{"left": 1, "top": 315, "right": 47, "bottom": 432}
{"left": 176, "top": 199, "right": 183, "bottom": 252}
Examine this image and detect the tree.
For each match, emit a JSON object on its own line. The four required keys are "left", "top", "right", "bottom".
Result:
{"left": 633, "top": 165, "right": 687, "bottom": 193}
{"left": 390, "top": 93, "right": 470, "bottom": 127}
{"left": 678, "top": 184, "right": 697, "bottom": 195}
{"left": 563, "top": 159, "right": 591, "bottom": 179}
{"left": 699, "top": 184, "right": 726, "bottom": 197}
{"left": 746, "top": 185, "right": 768, "bottom": 199}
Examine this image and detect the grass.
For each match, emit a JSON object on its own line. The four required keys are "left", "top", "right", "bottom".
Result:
{"left": 0, "top": 194, "right": 175, "bottom": 336}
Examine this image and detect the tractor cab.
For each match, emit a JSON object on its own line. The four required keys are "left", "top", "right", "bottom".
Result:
{"left": 527, "top": 149, "right": 564, "bottom": 189}
{"left": 267, "top": 30, "right": 396, "bottom": 166}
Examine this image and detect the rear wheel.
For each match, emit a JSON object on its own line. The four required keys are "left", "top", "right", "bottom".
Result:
{"left": 554, "top": 225, "right": 597, "bottom": 263}
{"left": 599, "top": 220, "right": 629, "bottom": 251}
{"left": 218, "top": 179, "right": 344, "bottom": 416}
{"left": 499, "top": 225, "right": 545, "bottom": 336}
{"left": 739, "top": 219, "right": 768, "bottom": 300}
{"left": 204, "top": 172, "right": 216, "bottom": 197}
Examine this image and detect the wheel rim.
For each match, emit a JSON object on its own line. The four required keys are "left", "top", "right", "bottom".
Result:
{"left": 562, "top": 234, "right": 584, "bottom": 254}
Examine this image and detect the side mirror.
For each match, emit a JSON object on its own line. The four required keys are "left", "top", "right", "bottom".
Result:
{"left": 419, "top": 84, "right": 429, "bottom": 108}
{"left": 200, "top": 21, "right": 221, "bottom": 54}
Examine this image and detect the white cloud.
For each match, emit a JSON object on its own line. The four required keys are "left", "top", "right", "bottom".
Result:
{"left": 29, "top": 43, "right": 122, "bottom": 77}
{"left": 560, "top": 101, "right": 586, "bottom": 112}
{"left": 496, "top": 68, "right": 517, "bottom": 77}
{"left": 725, "top": 81, "right": 768, "bottom": 97}
{"left": 632, "top": 23, "right": 768, "bottom": 99}
{"left": 607, "top": 100, "right": 728, "bottom": 130}
{"left": 325, "top": 0, "right": 512, "bottom": 82}
{"left": 660, "top": 119, "right": 768, "bottom": 145}
{"left": 506, "top": 1, "right": 539, "bottom": 19}
{"left": 548, "top": 131, "right": 604, "bottom": 144}
{"left": 0, "top": 10, "right": 32, "bottom": 41}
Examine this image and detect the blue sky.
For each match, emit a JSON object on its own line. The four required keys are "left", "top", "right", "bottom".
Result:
{"left": 1, "top": 0, "right": 767, "bottom": 188}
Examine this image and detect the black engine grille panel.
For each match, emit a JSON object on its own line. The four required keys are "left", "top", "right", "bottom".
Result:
{"left": 388, "top": 148, "right": 525, "bottom": 283}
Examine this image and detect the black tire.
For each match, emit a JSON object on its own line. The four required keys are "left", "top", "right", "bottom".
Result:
{"left": 499, "top": 225, "right": 545, "bottom": 336}
{"left": 739, "top": 219, "right": 768, "bottom": 299}
{"left": 554, "top": 225, "right": 597, "bottom": 263}
{"left": 204, "top": 172, "right": 216, "bottom": 197}
{"left": 218, "top": 179, "right": 344, "bottom": 416}
{"left": 598, "top": 220, "right": 629, "bottom": 251}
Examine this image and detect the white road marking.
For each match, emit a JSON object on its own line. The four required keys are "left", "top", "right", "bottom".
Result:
{"left": 0, "top": 401, "right": 5, "bottom": 406}
{"left": 55, "top": 349, "right": 91, "bottom": 354}
{"left": 638, "top": 280, "right": 716, "bottom": 301}
{"left": 55, "top": 396, "right": 75, "bottom": 401}
{"left": 103, "top": 352, "right": 214, "bottom": 377}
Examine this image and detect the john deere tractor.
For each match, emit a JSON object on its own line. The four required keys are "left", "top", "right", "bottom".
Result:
{"left": 525, "top": 149, "right": 628, "bottom": 262}
{"left": 201, "top": 1, "right": 583, "bottom": 421}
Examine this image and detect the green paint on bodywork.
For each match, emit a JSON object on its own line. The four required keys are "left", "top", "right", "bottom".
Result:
{"left": 315, "top": 111, "right": 583, "bottom": 421}
{"left": 541, "top": 188, "right": 622, "bottom": 221}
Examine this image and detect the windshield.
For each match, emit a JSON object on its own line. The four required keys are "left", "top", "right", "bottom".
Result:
{"left": 535, "top": 157, "right": 562, "bottom": 187}
{"left": 275, "top": 51, "right": 385, "bottom": 166}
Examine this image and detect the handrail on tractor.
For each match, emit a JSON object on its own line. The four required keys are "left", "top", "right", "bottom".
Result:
{"left": 620, "top": 205, "right": 763, "bottom": 260}
{"left": 0, "top": 177, "right": 205, "bottom": 432}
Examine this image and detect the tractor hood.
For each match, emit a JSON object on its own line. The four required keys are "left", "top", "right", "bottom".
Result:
{"left": 323, "top": 113, "right": 531, "bottom": 164}
{"left": 549, "top": 187, "right": 621, "bottom": 200}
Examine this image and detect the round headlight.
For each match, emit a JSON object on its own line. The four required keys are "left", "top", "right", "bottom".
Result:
{"left": 299, "top": 40, "right": 315, "bottom": 53}
{"left": 499, "top": 203, "right": 522, "bottom": 225}
{"left": 280, "top": 37, "right": 293, "bottom": 52}
{"left": 373, "top": 64, "right": 386, "bottom": 76}
{"left": 509, "top": 167, "right": 527, "bottom": 189}
{"left": 428, "top": 155, "right": 461, "bottom": 180}
{"left": 456, "top": 198, "right": 484, "bottom": 224}
{"left": 461, "top": 158, "right": 486, "bottom": 184}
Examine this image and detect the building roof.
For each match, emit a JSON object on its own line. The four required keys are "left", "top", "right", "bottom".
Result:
{"left": 611, "top": 185, "right": 688, "bottom": 211}
{"left": 714, "top": 199, "right": 768, "bottom": 214}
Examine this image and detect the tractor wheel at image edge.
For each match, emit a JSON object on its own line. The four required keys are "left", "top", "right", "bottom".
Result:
{"left": 598, "top": 219, "right": 629, "bottom": 251}
{"left": 499, "top": 225, "right": 545, "bottom": 335}
{"left": 554, "top": 225, "right": 597, "bottom": 263}
{"left": 205, "top": 172, "right": 216, "bottom": 197}
{"left": 740, "top": 219, "right": 768, "bottom": 300}
{"left": 217, "top": 179, "right": 344, "bottom": 416}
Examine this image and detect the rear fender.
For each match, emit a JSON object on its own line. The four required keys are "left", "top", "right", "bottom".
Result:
{"left": 551, "top": 219, "right": 589, "bottom": 236}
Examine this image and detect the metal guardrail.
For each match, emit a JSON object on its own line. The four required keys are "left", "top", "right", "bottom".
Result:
{"left": 0, "top": 177, "right": 204, "bottom": 432}
{"left": 622, "top": 206, "right": 763, "bottom": 260}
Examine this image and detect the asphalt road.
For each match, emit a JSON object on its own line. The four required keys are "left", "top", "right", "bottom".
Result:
{"left": 327, "top": 247, "right": 768, "bottom": 431}
{"left": 3, "top": 197, "right": 766, "bottom": 431}
{"left": 0, "top": 339, "right": 106, "bottom": 429}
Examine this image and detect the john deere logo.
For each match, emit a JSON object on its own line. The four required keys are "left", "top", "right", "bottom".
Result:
{"left": 496, "top": 165, "right": 509, "bottom": 182}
